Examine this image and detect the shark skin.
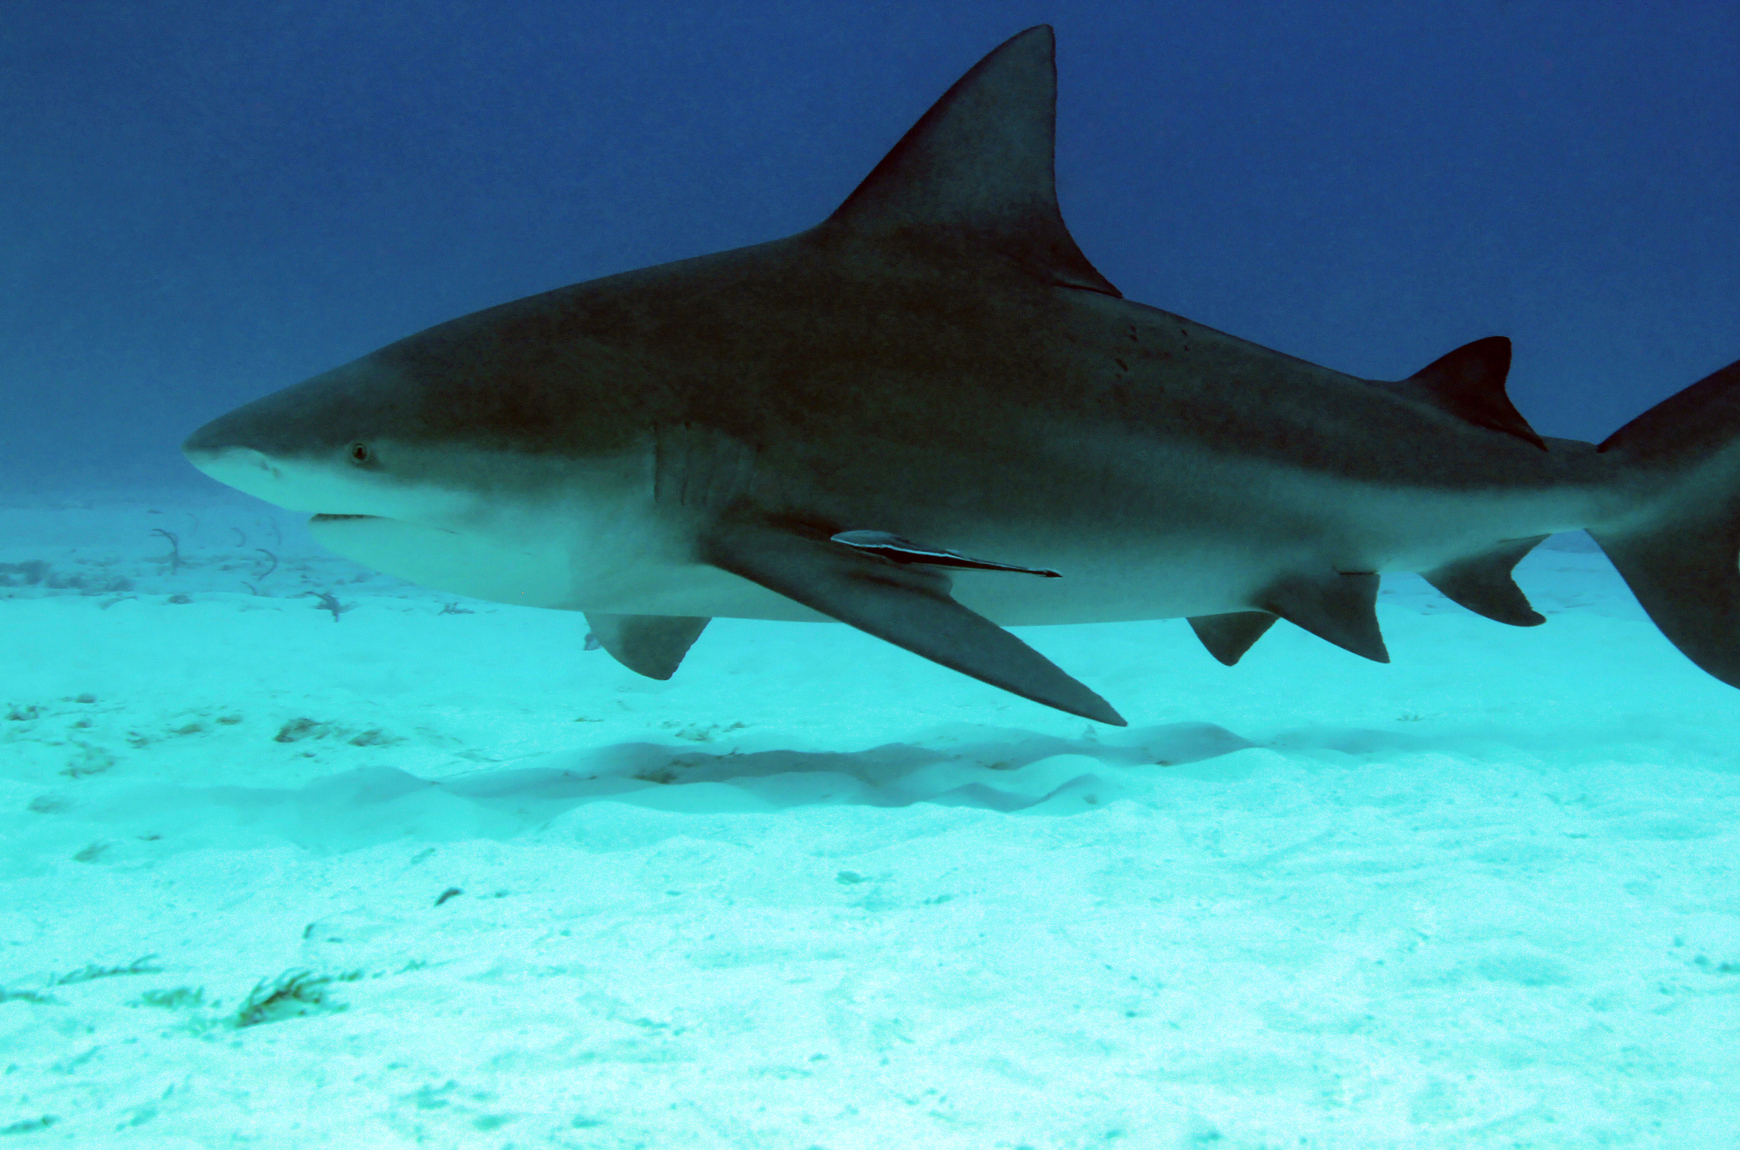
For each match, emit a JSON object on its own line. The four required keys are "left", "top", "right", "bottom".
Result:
{"left": 183, "top": 27, "right": 1740, "bottom": 726}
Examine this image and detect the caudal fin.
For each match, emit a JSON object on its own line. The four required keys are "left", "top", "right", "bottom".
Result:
{"left": 1590, "top": 356, "right": 1740, "bottom": 686}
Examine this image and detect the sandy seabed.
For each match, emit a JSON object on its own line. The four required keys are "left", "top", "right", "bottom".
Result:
{"left": 1, "top": 492, "right": 1736, "bottom": 1149}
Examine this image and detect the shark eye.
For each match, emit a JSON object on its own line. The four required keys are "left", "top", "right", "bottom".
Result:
{"left": 348, "top": 442, "right": 374, "bottom": 466}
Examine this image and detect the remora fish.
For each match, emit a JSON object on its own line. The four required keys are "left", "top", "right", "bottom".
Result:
{"left": 183, "top": 26, "right": 1740, "bottom": 726}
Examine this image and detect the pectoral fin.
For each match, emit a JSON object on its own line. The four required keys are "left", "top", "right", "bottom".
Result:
{"left": 584, "top": 613, "right": 710, "bottom": 680}
{"left": 704, "top": 520, "right": 1125, "bottom": 725}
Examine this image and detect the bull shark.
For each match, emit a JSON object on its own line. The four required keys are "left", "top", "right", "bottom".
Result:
{"left": 183, "top": 26, "right": 1740, "bottom": 727}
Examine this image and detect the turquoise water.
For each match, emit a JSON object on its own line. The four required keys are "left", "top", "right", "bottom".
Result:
{"left": 1, "top": 496, "right": 1735, "bottom": 1146}
{"left": 4, "top": 4, "right": 1739, "bottom": 1146}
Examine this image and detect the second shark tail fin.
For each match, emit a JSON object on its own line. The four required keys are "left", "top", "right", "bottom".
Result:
{"left": 1589, "top": 356, "right": 1740, "bottom": 685}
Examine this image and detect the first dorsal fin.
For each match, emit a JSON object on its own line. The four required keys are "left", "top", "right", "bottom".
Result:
{"left": 1389, "top": 336, "right": 1546, "bottom": 450}
{"left": 823, "top": 26, "right": 1120, "bottom": 297}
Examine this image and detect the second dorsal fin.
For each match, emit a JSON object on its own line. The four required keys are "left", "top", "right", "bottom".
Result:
{"left": 822, "top": 26, "right": 1119, "bottom": 296}
{"left": 1388, "top": 336, "right": 1546, "bottom": 449}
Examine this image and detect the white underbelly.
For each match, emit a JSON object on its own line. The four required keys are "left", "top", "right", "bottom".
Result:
{"left": 308, "top": 515, "right": 580, "bottom": 608}
{"left": 304, "top": 470, "right": 1607, "bottom": 626}
{"left": 308, "top": 513, "right": 1299, "bottom": 625}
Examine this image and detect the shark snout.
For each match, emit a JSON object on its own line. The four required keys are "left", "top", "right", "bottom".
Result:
{"left": 180, "top": 406, "right": 407, "bottom": 517}
{"left": 181, "top": 438, "right": 282, "bottom": 497}
{"left": 183, "top": 401, "right": 312, "bottom": 501}
{"left": 182, "top": 409, "right": 251, "bottom": 462}
{"left": 181, "top": 401, "right": 305, "bottom": 502}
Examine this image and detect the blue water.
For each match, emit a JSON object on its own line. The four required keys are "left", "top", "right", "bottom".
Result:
{"left": 2, "top": 4, "right": 1738, "bottom": 1146}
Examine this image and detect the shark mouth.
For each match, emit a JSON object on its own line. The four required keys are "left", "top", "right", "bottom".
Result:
{"left": 309, "top": 513, "right": 460, "bottom": 537}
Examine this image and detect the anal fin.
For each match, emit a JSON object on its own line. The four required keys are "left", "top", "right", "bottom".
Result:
{"left": 584, "top": 613, "right": 710, "bottom": 680}
{"left": 704, "top": 520, "right": 1125, "bottom": 725}
{"left": 1188, "top": 611, "right": 1278, "bottom": 666}
{"left": 1421, "top": 536, "right": 1548, "bottom": 626}
{"left": 1257, "top": 571, "right": 1389, "bottom": 663}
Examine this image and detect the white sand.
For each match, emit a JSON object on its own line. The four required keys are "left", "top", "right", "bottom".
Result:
{"left": 2, "top": 492, "right": 1736, "bottom": 1148}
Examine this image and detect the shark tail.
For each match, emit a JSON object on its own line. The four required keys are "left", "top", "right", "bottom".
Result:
{"left": 1589, "top": 355, "right": 1740, "bottom": 685}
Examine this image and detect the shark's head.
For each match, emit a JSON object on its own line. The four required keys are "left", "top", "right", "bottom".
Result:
{"left": 181, "top": 296, "right": 672, "bottom": 608}
{"left": 182, "top": 295, "right": 649, "bottom": 528}
{"left": 182, "top": 353, "right": 468, "bottom": 521}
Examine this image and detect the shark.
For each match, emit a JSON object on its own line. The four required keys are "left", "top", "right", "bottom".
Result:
{"left": 183, "top": 26, "right": 1740, "bottom": 727}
